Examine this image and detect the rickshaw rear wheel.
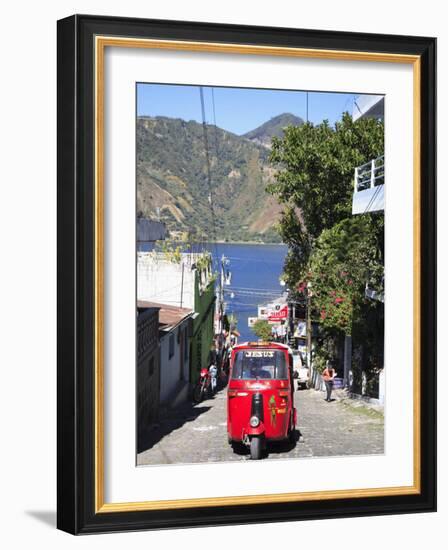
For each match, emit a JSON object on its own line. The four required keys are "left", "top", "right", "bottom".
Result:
{"left": 288, "top": 427, "right": 296, "bottom": 443}
{"left": 288, "top": 414, "right": 296, "bottom": 443}
{"left": 250, "top": 436, "right": 263, "bottom": 460}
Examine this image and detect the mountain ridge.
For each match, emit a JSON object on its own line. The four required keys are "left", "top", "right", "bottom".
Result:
{"left": 242, "top": 112, "right": 304, "bottom": 147}
{"left": 136, "top": 113, "right": 303, "bottom": 242}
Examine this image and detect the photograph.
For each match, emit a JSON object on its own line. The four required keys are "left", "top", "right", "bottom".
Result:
{"left": 55, "top": 13, "right": 436, "bottom": 533}
{"left": 135, "top": 84, "right": 386, "bottom": 465}
{"left": 2, "top": 0, "right": 443, "bottom": 542}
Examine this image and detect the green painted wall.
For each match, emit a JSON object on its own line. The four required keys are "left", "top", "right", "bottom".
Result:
{"left": 189, "top": 272, "right": 216, "bottom": 385}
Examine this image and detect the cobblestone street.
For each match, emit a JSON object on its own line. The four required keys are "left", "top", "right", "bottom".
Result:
{"left": 137, "top": 386, "right": 384, "bottom": 465}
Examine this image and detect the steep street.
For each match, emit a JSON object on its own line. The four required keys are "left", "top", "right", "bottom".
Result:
{"left": 137, "top": 386, "right": 384, "bottom": 465}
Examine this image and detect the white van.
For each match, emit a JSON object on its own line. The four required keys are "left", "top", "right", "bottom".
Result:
{"left": 292, "top": 351, "right": 309, "bottom": 389}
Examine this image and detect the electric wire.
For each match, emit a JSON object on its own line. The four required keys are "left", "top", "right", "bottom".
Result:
{"left": 362, "top": 181, "right": 383, "bottom": 214}
{"left": 199, "top": 87, "right": 220, "bottom": 263}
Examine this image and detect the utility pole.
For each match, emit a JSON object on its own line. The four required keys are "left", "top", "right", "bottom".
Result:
{"left": 306, "top": 282, "right": 313, "bottom": 382}
{"left": 216, "top": 254, "right": 227, "bottom": 336}
{"left": 180, "top": 261, "right": 185, "bottom": 308}
{"left": 220, "top": 254, "right": 225, "bottom": 317}
{"left": 306, "top": 91, "right": 309, "bottom": 123}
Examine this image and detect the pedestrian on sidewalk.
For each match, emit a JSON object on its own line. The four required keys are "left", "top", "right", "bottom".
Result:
{"left": 208, "top": 362, "right": 218, "bottom": 394}
{"left": 208, "top": 343, "right": 218, "bottom": 394}
{"left": 322, "top": 361, "right": 337, "bottom": 402}
{"left": 277, "top": 322, "right": 286, "bottom": 343}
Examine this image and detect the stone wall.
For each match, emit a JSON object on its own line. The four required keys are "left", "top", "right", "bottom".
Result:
{"left": 137, "top": 307, "right": 160, "bottom": 449}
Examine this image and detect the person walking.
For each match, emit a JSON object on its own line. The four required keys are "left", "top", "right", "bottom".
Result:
{"left": 277, "top": 322, "right": 286, "bottom": 343}
{"left": 208, "top": 362, "right": 218, "bottom": 394}
{"left": 221, "top": 343, "right": 230, "bottom": 380}
{"left": 322, "top": 361, "right": 337, "bottom": 402}
{"left": 207, "top": 343, "right": 218, "bottom": 394}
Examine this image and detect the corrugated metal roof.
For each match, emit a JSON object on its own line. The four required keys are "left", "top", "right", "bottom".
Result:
{"left": 136, "top": 218, "right": 166, "bottom": 242}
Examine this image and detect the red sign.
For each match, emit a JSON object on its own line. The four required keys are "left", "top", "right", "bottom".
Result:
{"left": 267, "top": 304, "right": 288, "bottom": 321}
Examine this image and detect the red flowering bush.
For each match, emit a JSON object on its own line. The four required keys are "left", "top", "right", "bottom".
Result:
{"left": 308, "top": 216, "right": 384, "bottom": 334}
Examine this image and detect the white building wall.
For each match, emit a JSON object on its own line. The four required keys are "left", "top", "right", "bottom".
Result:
{"left": 159, "top": 323, "right": 190, "bottom": 404}
{"left": 353, "top": 94, "right": 384, "bottom": 121}
{"left": 137, "top": 253, "right": 196, "bottom": 309}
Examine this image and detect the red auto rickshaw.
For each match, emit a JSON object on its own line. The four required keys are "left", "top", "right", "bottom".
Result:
{"left": 227, "top": 341, "right": 297, "bottom": 459}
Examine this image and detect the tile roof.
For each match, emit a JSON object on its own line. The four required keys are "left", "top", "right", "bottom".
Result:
{"left": 137, "top": 300, "right": 193, "bottom": 331}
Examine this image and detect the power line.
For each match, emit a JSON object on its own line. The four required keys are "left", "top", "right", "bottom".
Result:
{"left": 225, "top": 291, "right": 284, "bottom": 299}
{"left": 226, "top": 286, "right": 284, "bottom": 292}
{"left": 210, "top": 87, "right": 222, "bottom": 259}
{"left": 354, "top": 98, "right": 363, "bottom": 116}
{"left": 199, "top": 87, "right": 220, "bottom": 262}
{"left": 363, "top": 182, "right": 383, "bottom": 214}
{"left": 224, "top": 256, "right": 284, "bottom": 264}
{"left": 199, "top": 87, "right": 232, "bottom": 340}
{"left": 225, "top": 303, "right": 263, "bottom": 308}
{"left": 211, "top": 87, "right": 220, "bottom": 160}
{"left": 306, "top": 91, "right": 309, "bottom": 123}
{"left": 342, "top": 94, "right": 354, "bottom": 114}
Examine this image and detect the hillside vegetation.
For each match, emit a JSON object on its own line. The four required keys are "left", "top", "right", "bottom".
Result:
{"left": 137, "top": 113, "right": 303, "bottom": 243}
{"left": 243, "top": 113, "right": 304, "bottom": 148}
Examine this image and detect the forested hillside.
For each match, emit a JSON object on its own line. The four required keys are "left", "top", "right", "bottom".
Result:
{"left": 136, "top": 114, "right": 301, "bottom": 243}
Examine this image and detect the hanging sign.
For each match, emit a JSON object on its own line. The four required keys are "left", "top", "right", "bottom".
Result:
{"left": 267, "top": 304, "right": 288, "bottom": 321}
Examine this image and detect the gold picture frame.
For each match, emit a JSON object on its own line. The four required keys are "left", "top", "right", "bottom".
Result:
{"left": 58, "top": 15, "right": 436, "bottom": 534}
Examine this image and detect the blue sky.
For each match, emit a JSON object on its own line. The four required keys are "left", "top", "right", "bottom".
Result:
{"left": 137, "top": 83, "right": 360, "bottom": 135}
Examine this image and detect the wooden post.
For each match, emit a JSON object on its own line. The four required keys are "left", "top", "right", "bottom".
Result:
{"left": 180, "top": 262, "right": 184, "bottom": 308}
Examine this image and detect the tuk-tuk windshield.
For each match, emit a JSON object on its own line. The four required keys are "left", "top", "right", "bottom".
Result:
{"left": 232, "top": 349, "right": 288, "bottom": 380}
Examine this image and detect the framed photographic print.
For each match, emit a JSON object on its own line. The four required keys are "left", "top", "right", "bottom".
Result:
{"left": 57, "top": 14, "right": 436, "bottom": 534}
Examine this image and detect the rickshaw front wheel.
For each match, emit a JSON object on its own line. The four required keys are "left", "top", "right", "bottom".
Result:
{"left": 250, "top": 436, "right": 263, "bottom": 460}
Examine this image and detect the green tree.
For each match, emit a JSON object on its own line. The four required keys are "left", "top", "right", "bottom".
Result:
{"left": 267, "top": 113, "right": 384, "bottom": 283}
{"left": 252, "top": 320, "right": 273, "bottom": 341}
{"left": 267, "top": 113, "right": 384, "bottom": 392}
{"left": 309, "top": 215, "right": 384, "bottom": 334}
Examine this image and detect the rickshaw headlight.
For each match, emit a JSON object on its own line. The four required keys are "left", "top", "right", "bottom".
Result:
{"left": 249, "top": 416, "right": 260, "bottom": 428}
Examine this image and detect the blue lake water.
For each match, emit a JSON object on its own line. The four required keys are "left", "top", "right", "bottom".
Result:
{"left": 139, "top": 241, "right": 288, "bottom": 342}
{"left": 205, "top": 243, "right": 288, "bottom": 342}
